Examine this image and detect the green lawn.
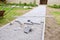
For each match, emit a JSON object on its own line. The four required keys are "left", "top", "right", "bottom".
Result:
{"left": 0, "top": 6, "right": 31, "bottom": 27}
{"left": 51, "top": 11, "right": 60, "bottom": 25}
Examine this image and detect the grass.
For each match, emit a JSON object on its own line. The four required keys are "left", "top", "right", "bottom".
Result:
{"left": 51, "top": 11, "right": 60, "bottom": 25}
{"left": 0, "top": 6, "right": 31, "bottom": 27}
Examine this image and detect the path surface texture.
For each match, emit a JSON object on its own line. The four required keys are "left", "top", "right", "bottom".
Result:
{"left": 0, "top": 5, "right": 46, "bottom": 40}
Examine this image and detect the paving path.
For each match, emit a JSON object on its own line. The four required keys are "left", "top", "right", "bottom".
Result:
{"left": 0, "top": 5, "right": 46, "bottom": 40}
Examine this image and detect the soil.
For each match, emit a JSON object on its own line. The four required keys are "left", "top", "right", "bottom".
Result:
{"left": 45, "top": 7, "right": 60, "bottom": 40}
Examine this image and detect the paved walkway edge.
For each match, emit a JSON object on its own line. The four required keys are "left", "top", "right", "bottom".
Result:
{"left": 42, "top": 6, "right": 46, "bottom": 40}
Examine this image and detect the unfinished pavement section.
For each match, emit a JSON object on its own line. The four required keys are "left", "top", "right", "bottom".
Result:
{"left": 0, "top": 5, "right": 46, "bottom": 40}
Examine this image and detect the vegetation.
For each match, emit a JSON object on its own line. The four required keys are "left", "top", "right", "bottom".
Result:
{"left": 0, "top": 6, "right": 31, "bottom": 27}
{"left": 0, "top": 1, "right": 38, "bottom": 7}
{"left": 48, "top": 4, "right": 60, "bottom": 8}
{"left": 48, "top": 4, "right": 60, "bottom": 24}
{"left": 0, "top": 1, "right": 37, "bottom": 26}
{"left": 51, "top": 11, "right": 60, "bottom": 25}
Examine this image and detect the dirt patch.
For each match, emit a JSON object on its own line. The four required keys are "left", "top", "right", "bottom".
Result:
{"left": 45, "top": 7, "right": 60, "bottom": 40}
{"left": 15, "top": 10, "right": 31, "bottom": 14}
